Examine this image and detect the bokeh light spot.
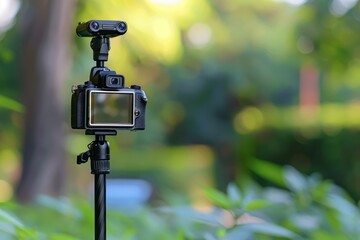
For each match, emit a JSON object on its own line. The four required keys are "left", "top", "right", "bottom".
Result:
{"left": 234, "top": 107, "right": 264, "bottom": 134}
{"left": 0, "top": 180, "right": 13, "bottom": 202}
{"left": 297, "top": 36, "right": 314, "bottom": 54}
{"left": 0, "top": 0, "right": 20, "bottom": 33}
{"left": 187, "top": 23, "right": 212, "bottom": 47}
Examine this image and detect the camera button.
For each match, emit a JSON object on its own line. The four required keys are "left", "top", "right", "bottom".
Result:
{"left": 131, "top": 85, "right": 141, "bottom": 90}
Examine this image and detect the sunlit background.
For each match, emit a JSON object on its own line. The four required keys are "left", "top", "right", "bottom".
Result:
{"left": 2, "top": 0, "right": 360, "bottom": 238}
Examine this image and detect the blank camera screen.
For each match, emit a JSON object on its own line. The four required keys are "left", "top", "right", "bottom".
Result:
{"left": 89, "top": 92, "right": 133, "bottom": 126}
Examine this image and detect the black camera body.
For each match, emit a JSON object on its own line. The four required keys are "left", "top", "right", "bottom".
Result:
{"left": 71, "top": 20, "right": 147, "bottom": 131}
{"left": 71, "top": 80, "right": 147, "bottom": 130}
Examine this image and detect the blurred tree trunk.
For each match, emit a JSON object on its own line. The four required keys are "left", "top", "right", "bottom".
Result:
{"left": 15, "top": 0, "right": 76, "bottom": 202}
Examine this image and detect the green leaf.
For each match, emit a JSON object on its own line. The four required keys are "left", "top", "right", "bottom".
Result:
{"left": 159, "top": 206, "right": 221, "bottom": 226}
{"left": 205, "top": 188, "right": 232, "bottom": 209}
{"left": 327, "top": 194, "right": 360, "bottom": 217}
{"left": 248, "top": 158, "right": 286, "bottom": 187}
{"left": 283, "top": 166, "right": 307, "bottom": 193}
{"left": 0, "top": 222, "right": 17, "bottom": 237}
{"left": 0, "top": 210, "right": 41, "bottom": 239}
{"left": 36, "top": 195, "right": 81, "bottom": 219}
{"left": 0, "top": 95, "right": 23, "bottom": 112}
{"left": 226, "top": 183, "right": 242, "bottom": 203}
{"left": 0, "top": 209, "right": 24, "bottom": 227}
{"left": 249, "top": 222, "right": 297, "bottom": 238}
{"left": 310, "top": 229, "right": 349, "bottom": 240}
{"left": 16, "top": 226, "right": 40, "bottom": 239}
{"left": 222, "top": 229, "right": 252, "bottom": 240}
{"left": 311, "top": 180, "right": 332, "bottom": 202}
{"left": 244, "top": 200, "right": 270, "bottom": 211}
{"left": 226, "top": 223, "right": 298, "bottom": 239}
{"left": 217, "top": 228, "right": 227, "bottom": 238}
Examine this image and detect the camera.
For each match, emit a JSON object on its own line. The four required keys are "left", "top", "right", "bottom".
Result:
{"left": 71, "top": 20, "right": 147, "bottom": 131}
{"left": 76, "top": 20, "right": 127, "bottom": 37}
{"left": 71, "top": 81, "right": 147, "bottom": 130}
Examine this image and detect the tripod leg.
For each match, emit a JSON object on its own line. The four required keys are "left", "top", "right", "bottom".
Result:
{"left": 95, "top": 174, "right": 106, "bottom": 240}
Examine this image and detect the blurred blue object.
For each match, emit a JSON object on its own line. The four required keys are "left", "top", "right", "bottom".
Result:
{"left": 106, "top": 179, "right": 152, "bottom": 210}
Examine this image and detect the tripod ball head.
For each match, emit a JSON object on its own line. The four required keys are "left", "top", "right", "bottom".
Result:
{"left": 77, "top": 20, "right": 127, "bottom": 38}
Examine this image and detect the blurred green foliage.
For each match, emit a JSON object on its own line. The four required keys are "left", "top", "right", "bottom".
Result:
{"left": 1, "top": 163, "right": 359, "bottom": 239}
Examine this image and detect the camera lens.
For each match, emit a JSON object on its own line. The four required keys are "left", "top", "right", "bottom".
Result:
{"left": 110, "top": 77, "right": 119, "bottom": 85}
{"left": 116, "top": 21, "right": 127, "bottom": 34}
{"left": 90, "top": 21, "right": 100, "bottom": 32}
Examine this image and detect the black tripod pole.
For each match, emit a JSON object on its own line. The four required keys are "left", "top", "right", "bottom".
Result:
{"left": 91, "top": 135, "right": 109, "bottom": 240}
{"left": 94, "top": 173, "right": 106, "bottom": 239}
{"left": 77, "top": 131, "right": 116, "bottom": 240}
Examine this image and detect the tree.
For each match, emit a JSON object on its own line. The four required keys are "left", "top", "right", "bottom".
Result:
{"left": 15, "top": 0, "right": 76, "bottom": 202}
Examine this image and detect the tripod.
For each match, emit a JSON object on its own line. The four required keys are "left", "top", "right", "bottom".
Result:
{"left": 72, "top": 21, "right": 146, "bottom": 239}
{"left": 77, "top": 130, "right": 117, "bottom": 240}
